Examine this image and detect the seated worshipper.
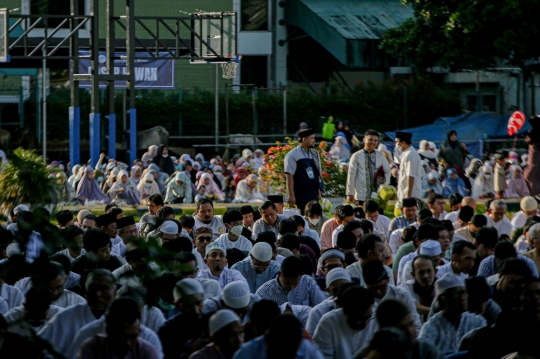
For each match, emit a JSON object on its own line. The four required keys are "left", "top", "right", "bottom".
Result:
{"left": 38, "top": 269, "right": 117, "bottom": 354}
{"left": 363, "top": 200, "right": 390, "bottom": 236}
{"left": 50, "top": 253, "right": 81, "bottom": 289}
{"left": 180, "top": 215, "right": 195, "bottom": 238}
{"left": 278, "top": 217, "right": 321, "bottom": 258}
{"left": 76, "top": 166, "right": 111, "bottom": 203}
{"left": 454, "top": 213, "right": 486, "bottom": 243}
{"left": 477, "top": 240, "right": 538, "bottom": 279}
{"left": 137, "top": 173, "right": 161, "bottom": 203}
{"left": 471, "top": 164, "right": 495, "bottom": 199}
{"left": 101, "top": 168, "right": 118, "bottom": 195}
{"left": 96, "top": 212, "right": 122, "bottom": 246}
{"left": 191, "top": 227, "right": 213, "bottom": 271}
{"left": 111, "top": 241, "right": 158, "bottom": 287}
{"left": 470, "top": 227, "right": 499, "bottom": 276}
{"left": 397, "top": 223, "right": 440, "bottom": 285}
{"left": 346, "top": 234, "right": 395, "bottom": 286}
{"left": 313, "top": 285, "right": 375, "bottom": 359}
{"left": 442, "top": 168, "right": 468, "bottom": 198}
{"left": 195, "top": 184, "right": 207, "bottom": 202}
{"left": 189, "top": 309, "right": 243, "bottom": 359}
{"left": 107, "top": 170, "right": 140, "bottom": 205}
{"left": 255, "top": 255, "right": 325, "bottom": 306}
{"left": 164, "top": 171, "right": 193, "bottom": 204}
{"left": 55, "top": 210, "right": 75, "bottom": 228}
{"left": 424, "top": 171, "right": 444, "bottom": 197}
{"left": 491, "top": 258, "right": 534, "bottom": 313}
{"left": 515, "top": 215, "right": 540, "bottom": 254}
{"left": 328, "top": 132, "right": 351, "bottom": 160}
{"left": 511, "top": 196, "right": 538, "bottom": 231}
{"left": 319, "top": 205, "right": 344, "bottom": 251}
{"left": 112, "top": 216, "right": 138, "bottom": 258}
{"left": 199, "top": 172, "right": 224, "bottom": 201}
{"left": 155, "top": 144, "right": 175, "bottom": 176}
{"left": 252, "top": 200, "right": 285, "bottom": 238}
{"left": 331, "top": 205, "right": 356, "bottom": 247}
{"left": 130, "top": 164, "right": 143, "bottom": 185}
{"left": 360, "top": 299, "right": 442, "bottom": 359}
{"left": 304, "top": 200, "right": 330, "bottom": 237}
{"left": 234, "top": 314, "right": 324, "bottom": 359}
{"left": 240, "top": 205, "right": 256, "bottom": 232}
{"left": 279, "top": 233, "right": 317, "bottom": 273}
{"left": 249, "top": 149, "right": 264, "bottom": 170}
{"left": 504, "top": 165, "right": 529, "bottom": 198}
{"left": 0, "top": 269, "right": 24, "bottom": 311}
{"left": 72, "top": 229, "right": 124, "bottom": 275}
{"left": 334, "top": 231, "right": 356, "bottom": 261}
{"left": 193, "top": 198, "right": 226, "bottom": 241}
{"left": 7, "top": 210, "right": 45, "bottom": 263}
{"left": 234, "top": 174, "right": 266, "bottom": 203}
{"left": 81, "top": 214, "right": 98, "bottom": 231}
{"left": 3, "top": 286, "right": 63, "bottom": 338}
{"left": 427, "top": 194, "right": 447, "bottom": 221}
{"left": 142, "top": 145, "right": 158, "bottom": 167}
{"left": 388, "top": 197, "right": 419, "bottom": 238}
{"left": 155, "top": 220, "right": 183, "bottom": 247}
{"left": 316, "top": 247, "right": 346, "bottom": 281}
{"left": 401, "top": 255, "right": 437, "bottom": 321}
{"left": 485, "top": 199, "right": 513, "bottom": 236}
{"left": 56, "top": 172, "right": 77, "bottom": 203}
{"left": 523, "top": 223, "right": 540, "bottom": 274}
{"left": 231, "top": 242, "right": 280, "bottom": 293}
{"left": 203, "top": 281, "right": 259, "bottom": 323}
{"left": 418, "top": 273, "right": 487, "bottom": 356}
{"left": 443, "top": 194, "right": 463, "bottom": 222}
{"left": 76, "top": 297, "right": 160, "bottom": 359}
{"left": 76, "top": 209, "right": 93, "bottom": 227}
{"left": 389, "top": 225, "right": 416, "bottom": 257}
{"left": 436, "top": 240, "right": 476, "bottom": 280}
{"left": 214, "top": 209, "right": 253, "bottom": 253}
{"left": 355, "top": 328, "right": 413, "bottom": 359}
{"left": 465, "top": 276, "right": 501, "bottom": 326}
{"left": 400, "top": 240, "right": 444, "bottom": 286}
{"left": 175, "top": 252, "right": 222, "bottom": 300}
{"left": 158, "top": 279, "right": 213, "bottom": 358}
{"left": 306, "top": 269, "right": 353, "bottom": 335}
{"left": 57, "top": 225, "right": 86, "bottom": 262}
{"left": 292, "top": 214, "right": 320, "bottom": 248}
{"left": 197, "top": 242, "right": 247, "bottom": 288}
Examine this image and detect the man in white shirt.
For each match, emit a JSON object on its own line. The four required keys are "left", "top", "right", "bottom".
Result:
{"left": 363, "top": 200, "right": 391, "bottom": 239}
{"left": 175, "top": 252, "right": 222, "bottom": 300}
{"left": 395, "top": 131, "right": 424, "bottom": 201}
{"left": 444, "top": 196, "right": 476, "bottom": 225}
{"left": 112, "top": 216, "right": 139, "bottom": 258}
{"left": 331, "top": 205, "right": 356, "bottom": 247}
{"left": 485, "top": 199, "right": 513, "bottom": 236}
{"left": 193, "top": 198, "right": 226, "bottom": 240}
{"left": 214, "top": 209, "right": 253, "bottom": 253}
{"left": 56, "top": 225, "right": 86, "bottom": 262}
{"left": 0, "top": 275, "right": 24, "bottom": 310}
{"left": 401, "top": 255, "right": 437, "bottom": 321}
{"left": 346, "top": 234, "right": 394, "bottom": 287}
{"left": 232, "top": 242, "right": 280, "bottom": 293}
{"left": 455, "top": 214, "right": 487, "bottom": 243}
{"left": 345, "top": 129, "right": 391, "bottom": 206}
{"left": 252, "top": 200, "right": 285, "bottom": 238}
{"left": 197, "top": 242, "right": 247, "bottom": 288}
{"left": 511, "top": 196, "right": 539, "bottom": 230}
{"left": 436, "top": 240, "right": 476, "bottom": 280}
{"left": 397, "top": 223, "right": 440, "bottom": 285}
{"left": 428, "top": 193, "right": 448, "bottom": 220}
{"left": 313, "top": 285, "right": 375, "bottom": 359}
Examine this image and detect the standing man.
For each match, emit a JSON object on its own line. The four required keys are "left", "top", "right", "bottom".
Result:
{"left": 284, "top": 128, "right": 322, "bottom": 214}
{"left": 395, "top": 132, "right": 424, "bottom": 202}
{"left": 346, "top": 129, "right": 391, "bottom": 205}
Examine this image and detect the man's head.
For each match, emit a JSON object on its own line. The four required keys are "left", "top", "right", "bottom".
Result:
{"left": 82, "top": 214, "right": 97, "bottom": 231}
{"left": 249, "top": 300, "right": 281, "bottom": 338}
{"left": 85, "top": 269, "right": 117, "bottom": 311}
{"left": 401, "top": 198, "right": 418, "bottom": 221}
{"left": 364, "top": 200, "right": 380, "bottom": 222}
{"left": 520, "top": 196, "right": 538, "bottom": 216}
{"left": 280, "top": 233, "right": 301, "bottom": 255}
{"left": 449, "top": 194, "right": 463, "bottom": 211}
{"left": 336, "top": 231, "right": 356, "bottom": 255}
{"left": 363, "top": 260, "right": 390, "bottom": 299}
{"left": 428, "top": 194, "right": 446, "bottom": 217}
{"left": 376, "top": 299, "right": 417, "bottom": 343}
{"left": 457, "top": 206, "right": 474, "bottom": 228}
{"left": 277, "top": 255, "right": 304, "bottom": 292}
{"left": 223, "top": 209, "right": 244, "bottom": 240}
{"left": 62, "top": 225, "right": 84, "bottom": 252}
{"left": 156, "top": 206, "right": 175, "bottom": 221}
{"left": 451, "top": 241, "right": 477, "bottom": 274}
{"left": 357, "top": 234, "right": 385, "bottom": 263}
{"left": 180, "top": 215, "right": 195, "bottom": 232}
{"left": 497, "top": 258, "right": 533, "bottom": 298}
{"left": 36, "top": 261, "right": 67, "bottom": 302}
{"left": 196, "top": 198, "right": 214, "bottom": 224}
{"left": 493, "top": 241, "right": 518, "bottom": 268}
{"left": 117, "top": 216, "right": 138, "bottom": 243}
{"left": 413, "top": 223, "right": 439, "bottom": 251}
{"left": 193, "top": 227, "right": 213, "bottom": 254}
{"left": 108, "top": 207, "right": 123, "bottom": 220}
{"left": 411, "top": 255, "right": 437, "bottom": 289}
{"left": 204, "top": 242, "right": 228, "bottom": 277}
{"left": 146, "top": 194, "right": 164, "bottom": 215}
{"left": 419, "top": 240, "right": 443, "bottom": 265}
{"left": 325, "top": 267, "right": 351, "bottom": 297}
{"left": 76, "top": 209, "right": 92, "bottom": 226}
{"left": 265, "top": 315, "right": 304, "bottom": 359}
{"left": 175, "top": 252, "right": 199, "bottom": 278}
{"left": 468, "top": 214, "right": 487, "bottom": 238}
{"left": 173, "top": 278, "right": 205, "bottom": 316}
{"left": 436, "top": 225, "right": 450, "bottom": 253}
{"left": 159, "top": 220, "right": 180, "bottom": 244}
{"left": 528, "top": 223, "right": 540, "bottom": 252}
{"left": 344, "top": 220, "right": 365, "bottom": 243}
{"left": 240, "top": 205, "right": 255, "bottom": 227}
{"left": 435, "top": 273, "right": 467, "bottom": 316}
{"left": 96, "top": 212, "right": 118, "bottom": 239}
{"left": 83, "top": 229, "right": 112, "bottom": 263}
{"left": 55, "top": 210, "right": 74, "bottom": 228}
{"left": 105, "top": 298, "right": 142, "bottom": 354}
{"left": 488, "top": 200, "right": 507, "bottom": 223}
{"left": 221, "top": 281, "right": 252, "bottom": 319}
{"left": 336, "top": 205, "right": 355, "bottom": 226}
{"left": 519, "top": 278, "right": 540, "bottom": 315}
{"left": 259, "top": 201, "right": 278, "bottom": 227}
{"left": 319, "top": 248, "right": 346, "bottom": 276}
{"left": 208, "top": 309, "right": 244, "bottom": 354}
{"left": 363, "top": 129, "right": 379, "bottom": 152}
{"left": 395, "top": 131, "right": 413, "bottom": 150}
{"left": 255, "top": 231, "right": 278, "bottom": 260}
{"left": 305, "top": 201, "right": 323, "bottom": 222}
{"left": 250, "top": 242, "right": 273, "bottom": 274}
{"left": 474, "top": 227, "right": 499, "bottom": 259}
{"left": 341, "top": 285, "right": 375, "bottom": 331}
{"left": 298, "top": 128, "right": 315, "bottom": 148}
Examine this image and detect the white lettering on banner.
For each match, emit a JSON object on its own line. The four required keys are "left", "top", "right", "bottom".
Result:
{"left": 87, "top": 66, "right": 158, "bottom": 82}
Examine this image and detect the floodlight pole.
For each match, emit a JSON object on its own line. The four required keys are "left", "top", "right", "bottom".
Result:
{"left": 126, "top": 0, "right": 137, "bottom": 166}
{"left": 89, "top": 0, "right": 101, "bottom": 168}
{"left": 215, "top": 63, "right": 219, "bottom": 153}
{"left": 106, "top": 0, "right": 116, "bottom": 160}
{"left": 69, "top": 0, "right": 81, "bottom": 168}
{"left": 42, "top": 43, "right": 47, "bottom": 163}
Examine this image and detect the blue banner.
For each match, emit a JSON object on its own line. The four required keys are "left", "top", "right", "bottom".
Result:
{"left": 78, "top": 51, "right": 175, "bottom": 89}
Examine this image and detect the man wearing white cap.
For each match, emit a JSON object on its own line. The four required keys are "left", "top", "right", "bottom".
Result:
{"left": 397, "top": 224, "right": 440, "bottom": 285}
{"left": 157, "top": 220, "right": 180, "bottom": 246}
{"left": 419, "top": 273, "right": 487, "bottom": 356}
{"left": 197, "top": 242, "right": 247, "bottom": 289}
{"left": 232, "top": 242, "right": 280, "bottom": 293}
{"left": 511, "top": 196, "right": 538, "bottom": 230}
{"left": 203, "top": 281, "right": 260, "bottom": 323}
{"left": 189, "top": 309, "right": 244, "bottom": 359}
{"left": 306, "top": 268, "right": 351, "bottom": 335}
{"left": 400, "top": 240, "right": 444, "bottom": 286}
{"left": 158, "top": 279, "right": 208, "bottom": 359}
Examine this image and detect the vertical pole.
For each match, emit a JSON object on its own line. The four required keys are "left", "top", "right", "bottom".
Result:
{"left": 126, "top": 0, "right": 137, "bottom": 165}
{"left": 252, "top": 87, "right": 258, "bottom": 135}
{"left": 532, "top": 75, "right": 536, "bottom": 116}
{"left": 106, "top": 0, "right": 116, "bottom": 160}
{"left": 215, "top": 64, "right": 219, "bottom": 153}
{"left": 19, "top": 87, "right": 24, "bottom": 128}
{"left": 42, "top": 46, "right": 47, "bottom": 163}
{"left": 89, "top": 0, "right": 101, "bottom": 168}
{"left": 523, "top": 70, "right": 528, "bottom": 117}
{"left": 283, "top": 86, "right": 287, "bottom": 135}
{"left": 403, "top": 87, "right": 407, "bottom": 129}
{"left": 178, "top": 87, "right": 183, "bottom": 137}
{"left": 225, "top": 84, "right": 229, "bottom": 137}
{"left": 517, "top": 72, "right": 521, "bottom": 110}
{"left": 70, "top": 0, "right": 81, "bottom": 167}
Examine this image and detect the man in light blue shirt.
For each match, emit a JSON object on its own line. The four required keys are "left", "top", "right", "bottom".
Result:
{"left": 232, "top": 242, "right": 280, "bottom": 293}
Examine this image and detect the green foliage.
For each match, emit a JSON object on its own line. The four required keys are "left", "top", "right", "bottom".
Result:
{"left": 0, "top": 148, "right": 58, "bottom": 211}
{"left": 381, "top": 0, "right": 540, "bottom": 70}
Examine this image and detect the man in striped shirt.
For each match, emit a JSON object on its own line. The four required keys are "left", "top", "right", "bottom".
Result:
{"left": 256, "top": 255, "right": 325, "bottom": 307}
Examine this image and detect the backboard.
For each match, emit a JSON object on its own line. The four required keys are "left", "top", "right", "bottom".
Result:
{"left": 189, "top": 12, "right": 237, "bottom": 64}
{"left": 0, "top": 9, "right": 8, "bottom": 63}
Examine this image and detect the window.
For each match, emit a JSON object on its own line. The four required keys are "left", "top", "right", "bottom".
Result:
{"left": 241, "top": 0, "right": 268, "bottom": 31}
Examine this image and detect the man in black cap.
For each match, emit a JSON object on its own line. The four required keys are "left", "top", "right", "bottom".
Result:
{"left": 284, "top": 128, "right": 322, "bottom": 214}
{"left": 112, "top": 216, "right": 138, "bottom": 258}
{"left": 96, "top": 212, "right": 121, "bottom": 247}
{"left": 55, "top": 210, "right": 74, "bottom": 228}
{"left": 395, "top": 131, "right": 423, "bottom": 202}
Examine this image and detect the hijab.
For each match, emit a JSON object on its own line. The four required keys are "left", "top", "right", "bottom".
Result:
{"left": 195, "top": 153, "right": 205, "bottom": 163}
{"left": 471, "top": 165, "right": 494, "bottom": 199}
{"left": 201, "top": 172, "right": 224, "bottom": 200}
{"left": 465, "top": 159, "right": 482, "bottom": 178}
{"left": 329, "top": 132, "right": 351, "bottom": 160}
{"left": 116, "top": 170, "right": 136, "bottom": 189}
{"left": 447, "top": 130, "right": 457, "bottom": 149}
{"left": 444, "top": 168, "right": 466, "bottom": 197}
{"left": 137, "top": 173, "right": 160, "bottom": 196}
{"left": 130, "top": 165, "right": 143, "bottom": 185}
{"left": 76, "top": 166, "right": 110, "bottom": 202}
{"left": 235, "top": 168, "right": 249, "bottom": 185}
{"left": 417, "top": 140, "right": 436, "bottom": 159}
{"left": 505, "top": 165, "right": 529, "bottom": 198}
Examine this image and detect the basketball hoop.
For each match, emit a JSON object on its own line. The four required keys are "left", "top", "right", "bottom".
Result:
{"left": 221, "top": 55, "right": 242, "bottom": 79}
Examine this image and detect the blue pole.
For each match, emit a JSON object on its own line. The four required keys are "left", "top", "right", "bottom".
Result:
{"left": 69, "top": 106, "right": 81, "bottom": 167}
{"left": 89, "top": 112, "right": 100, "bottom": 168}
{"left": 108, "top": 114, "right": 116, "bottom": 160}
{"left": 129, "top": 108, "right": 137, "bottom": 165}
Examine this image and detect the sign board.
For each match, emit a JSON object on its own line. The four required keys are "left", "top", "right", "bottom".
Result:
{"left": 78, "top": 51, "right": 175, "bottom": 89}
{"left": 0, "top": 9, "right": 8, "bottom": 63}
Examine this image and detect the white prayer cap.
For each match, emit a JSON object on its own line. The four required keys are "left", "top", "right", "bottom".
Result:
{"left": 173, "top": 278, "right": 204, "bottom": 302}
{"left": 435, "top": 273, "right": 465, "bottom": 296}
{"left": 319, "top": 248, "right": 345, "bottom": 265}
{"left": 205, "top": 242, "right": 227, "bottom": 257}
{"left": 222, "top": 281, "right": 251, "bottom": 309}
{"left": 325, "top": 267, "right": 351, "bottom": 288}
{"left": 6, "top": 243, "right": 21, "bottom": 257}
{"left": 209, "top": 309, "right": 241, "bottom": 336}
{"left": 160, "top": 220, "right": 178, "bottom": 235}
{"left": 521, "top": 196, "right": 538, "bottom": 212}
{"left": 251, "top": 242, "right": 273, "bottom": 262}
{"left": 419, "top": 240, "right": 442, "bottom": 256}
{"left": 427, "top": 172, "right": 439, "bottom": 180}
{"left": 13, "top": 204, "right": 29, "bottom": 215}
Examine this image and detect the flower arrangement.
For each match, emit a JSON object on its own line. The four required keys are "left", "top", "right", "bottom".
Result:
{"left": 260, "top": 137, "right": 348, "bottom": 198}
